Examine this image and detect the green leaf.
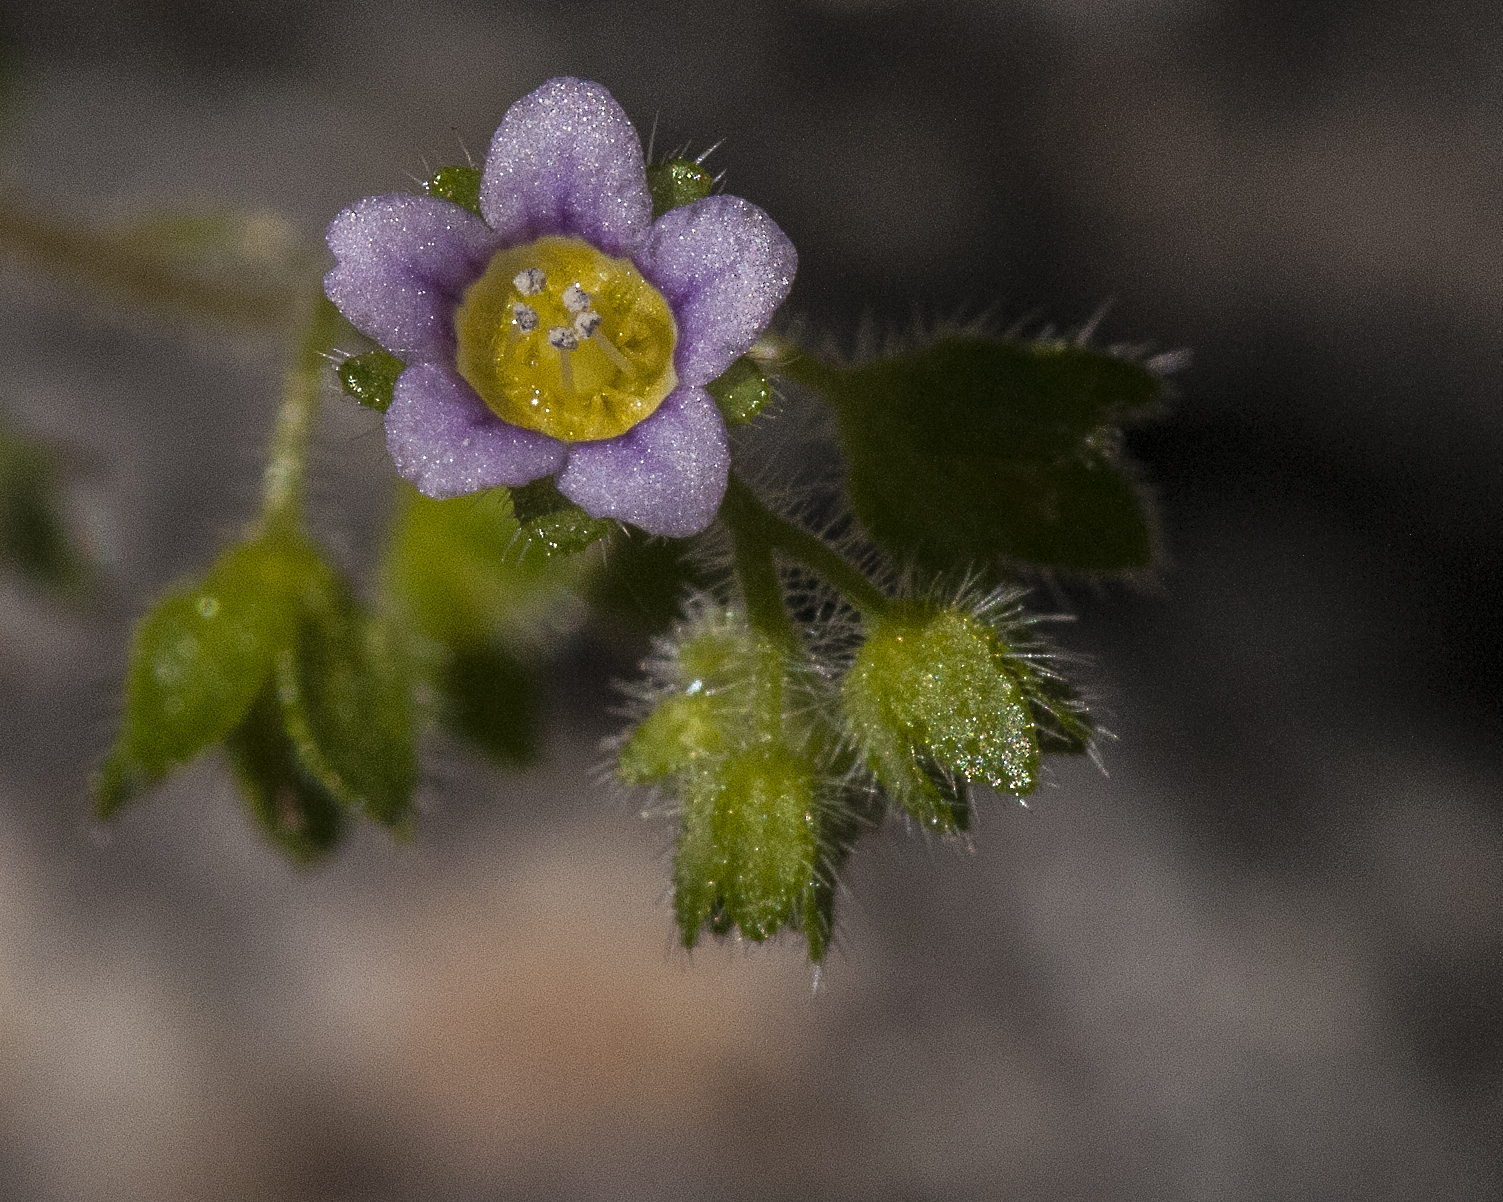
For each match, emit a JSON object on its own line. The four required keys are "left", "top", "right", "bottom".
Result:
{"left": 337, "top": 349, "right": 404, "bottom": 412}
{"left": 646, "top": 158, "right": 714, "bottom": 220}
{"left": 385, "top": 485, "right": 589, "bottom": 651}
{"left": 277, "top": 590, "right": 417, "bottom": 829}
{"left": 425, "top": 165, "right": 482, "bottom": 216}
{"left": 0, "top": 416, "right": 87, "bottom": 592}
{"left": 707, "top": 355, "right": 772, "bottom": 426}
{"left": 224, "top": 687, "right": 346, "bottom": 863}
{"left": 814, "top": 337, "right": 1163, "bottom": 576}
{"left": 98, "top": 537, "right": 331, "bottom": 815}
{"left": 589, "top": 527, "right": 712, "bottom": 638}
{"left": 439, "top": 643, "right": 539, "bottom": 767}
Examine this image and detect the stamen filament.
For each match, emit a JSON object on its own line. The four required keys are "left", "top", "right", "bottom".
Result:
{"left": 559, "top": 347, "right": 574, "bottom": 394}
{"left": 591, "top": 330, "right": 632, "bottom": 373}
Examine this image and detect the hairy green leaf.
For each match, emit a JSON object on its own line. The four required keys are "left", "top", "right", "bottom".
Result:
{"left": 818, "top": 337, "right": 1163, "bottom": 576}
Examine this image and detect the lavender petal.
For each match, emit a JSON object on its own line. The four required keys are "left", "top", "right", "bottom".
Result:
{"left": 636, "top": 195, "right": 797, "bottom": 387}
{"left": 325, "top": 194, "right": 499, "bottom": 361}
{"left": 479, "top": 77, "right": 653, "bottom": 259}
{"left": 385, "top": 364, "right": 566, "bottom": 498}
{"left": 557, "top": 386, "right": 728, "bottom": 537}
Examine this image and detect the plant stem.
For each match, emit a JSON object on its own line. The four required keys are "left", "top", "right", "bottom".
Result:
{"left": 0, "top": 197, "right": 296, "bottom": 328}
{"left": 260, "top": 294, "right": 343, "bottom": 535}
{"left": 719, "top": 474, "right": 891, "bottom": 628}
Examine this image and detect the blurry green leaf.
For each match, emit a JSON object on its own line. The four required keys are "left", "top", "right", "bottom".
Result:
{"left": 706, "top": 355, "right": 771, "bottom": 426}
{"left": 440, "top": 643, "right": 539, "bottom": 767}
{"left": 386, "top": 485, "right": 588, "bottom": 651}
{"left": 425, "top": 165, "right": 482, "bottom": 216}
{"left": 277, "top": 590, "right": 417, "bottom": 829}
{"left": 98, "top": 537, "right": 331, "bottom": 815}
{"left": 647, "top": 158, "right": 714, "bottom": 220}
{"left": 225, "top": 687, "right": 346, "bottom": 863}
{"left": 814, "top": 337, "right": 1163, "bottom": 576}
{"left": 338, "top": 349, "right": 404, "bottom": 412}
{"left": 589, "top": 527, "right": 712, "bottom": 638}
{"left": 0, "top": 416, "right": 87, "bottom": 592}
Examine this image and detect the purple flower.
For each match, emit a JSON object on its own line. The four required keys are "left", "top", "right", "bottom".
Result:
{"left": 324, "top": 77, "right": 797, "bottom": 538}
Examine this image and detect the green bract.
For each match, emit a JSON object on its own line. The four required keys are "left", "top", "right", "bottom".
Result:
{"left": 843, "top": 603, "right": 1039, "bottom": 832}
{"left": 809, "top": 337, "right": 1163, "bottom": 577}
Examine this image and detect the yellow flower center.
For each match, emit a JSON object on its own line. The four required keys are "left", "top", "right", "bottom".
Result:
{"left": 454, "top": 235, "right": 678, "bottom": 443}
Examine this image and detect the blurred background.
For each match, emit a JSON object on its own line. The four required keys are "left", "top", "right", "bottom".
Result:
{"left": 1, "top": 0, "right": 1500, "bottom": 1197}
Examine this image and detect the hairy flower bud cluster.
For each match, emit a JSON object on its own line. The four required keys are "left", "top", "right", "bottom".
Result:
{"left": 617, "top": 601, "right": 847, "bottom": 958}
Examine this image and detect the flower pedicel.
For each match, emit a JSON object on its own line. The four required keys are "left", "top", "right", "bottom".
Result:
{"left": 324, "top": 76, "right": 797, "bottom": 537}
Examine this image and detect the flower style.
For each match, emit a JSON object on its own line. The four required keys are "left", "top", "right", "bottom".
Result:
{"left": 324, "top": 77, "right": 797, "bottom": 537}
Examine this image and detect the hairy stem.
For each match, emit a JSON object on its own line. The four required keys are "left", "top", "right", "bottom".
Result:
{"left": 719, "top": 474, "right": 891, "bottom": 626}
{"left": 260, "top": 295, "right": 343, "bottom": 535}
{"left": 0, "top": 197, "right": 297, "bottom": 328}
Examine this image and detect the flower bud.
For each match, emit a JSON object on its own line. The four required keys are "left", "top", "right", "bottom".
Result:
{"left": 843, "top": 602, "right": 1039, "bottom": 831}
{"left": 617, "top": 603, "right": 837, "bottom": 956}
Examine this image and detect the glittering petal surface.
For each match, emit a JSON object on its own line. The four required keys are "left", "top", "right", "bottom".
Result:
{"left": 480, "top": 77, "right": 653, "bottom": 259}
{"left": 636, "top": 195, "right": 798, "bottom": 387}
{"left": 557, "top": 386, "right": 729, "bottom": 537}
{"left": 326, "top": 195, "right": 499, "bottom": 362}
{"left": 385, "top": 364, "right": 566, "bottom": 498}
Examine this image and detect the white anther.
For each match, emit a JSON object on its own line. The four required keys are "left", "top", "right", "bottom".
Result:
{"left": 513, "top": 267, "right": 546, "bottom": 296}
{"left": 547, "top": 326, "right": 579, "bottom": 350}
{"left": 512, "top": 303, "right": 540, "bottom": 331}
{"left": 561, "top": 283, "right": 591, "bottom": 313}
{"left": 572, "top": 309, "right": 602, "bottom": 338}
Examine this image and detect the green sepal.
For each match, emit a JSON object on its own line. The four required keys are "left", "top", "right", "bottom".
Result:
{"left": 439, "top": 643, "right": 539, "bottom": 767}
{"left": 812, "top": 337, "right": 1163, "bottom": 577}
{"left": 224, "top": 687, "right": 346, "bottom": 863}
{"left": 672, "top": 773, "right": 727, "bottom": 946}
{"left": 504, "top": 477, "right": 613, "bottom": 561}
{"left": 646, "top": 158, "right": 714, "bottom": 219}
{"left": 618, "top": 691, "right": 726, "bottom": 786}
{"left": 842, "top": 603, "right": 1039, "bottom": 828}
{"left": 673, "top": 747, "right": 821, "bottom": 948}
{"left": 97, "top": 536, "right": 332, "bottom": 816}
{"left": 713, "top": 746, "right": 819, "bottom": 941}
{"left": 424, "top": 165, "right": 482, "bottom": 216}
{"left": 0, "top": 415, "right": 88, "bottom": 593}
{"left": 337, "top": 349, "right": 405, "bottom": 412}
{"left": 1013, "top": 664, "right": 1093, "bottom": 755}
{"left": 275, "top": 590, "right": 417, "bottom": 829}
{"left": 706, "top": 356, "right": 772, "bottom": 426}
